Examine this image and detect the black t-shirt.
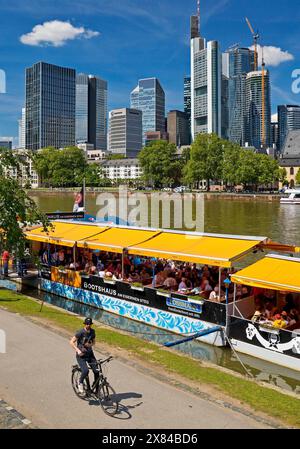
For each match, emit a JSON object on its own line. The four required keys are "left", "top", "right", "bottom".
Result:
{"left": 75, "top": 328, "right": 96, "bottom": 357}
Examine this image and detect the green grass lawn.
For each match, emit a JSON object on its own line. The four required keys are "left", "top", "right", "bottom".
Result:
{"left": 0, "top": 288, "right": 299, "bottom": 427}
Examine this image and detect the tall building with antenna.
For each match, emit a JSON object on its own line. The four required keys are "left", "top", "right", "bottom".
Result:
{"left": 190, "top": 0, "right": 222, "bottom": 140}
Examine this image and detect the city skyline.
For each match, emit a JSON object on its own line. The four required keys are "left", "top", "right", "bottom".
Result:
{"left": 0, "top": 0, "right": 300, "bottom": 142}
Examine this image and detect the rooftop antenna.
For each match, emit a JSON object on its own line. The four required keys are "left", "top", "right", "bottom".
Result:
{"left": 197, "top": 0, "right": 201, "bottom": 35}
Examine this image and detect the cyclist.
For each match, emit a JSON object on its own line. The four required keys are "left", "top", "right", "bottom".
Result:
{"left": 70, "top": 317, "right": 99, "bottom": 394}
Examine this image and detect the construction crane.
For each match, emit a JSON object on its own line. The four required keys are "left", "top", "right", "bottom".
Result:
{"left": 245, "top": 17, "right": 259, "bottom": 71}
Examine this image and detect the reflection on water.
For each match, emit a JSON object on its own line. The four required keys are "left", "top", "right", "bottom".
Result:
{"left": 29, "top": 191, "right": 300, "bottom": 245}
{"left": 23, "top": 287, "right": 300, "bottom": 395}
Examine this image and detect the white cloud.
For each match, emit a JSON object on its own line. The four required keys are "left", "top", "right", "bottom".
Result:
{"left": 250, "top": 44, "right": 294, "bottom": 67}
{"left": 20, "top": 20, "right": 100, "bottom": 47}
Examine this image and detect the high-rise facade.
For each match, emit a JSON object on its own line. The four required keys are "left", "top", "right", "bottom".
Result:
{"left": 0, "top": 138, "right": 12, "bottom": 149}
{"left": 225, "top": 46, "right": 255, "bottom": 146}
{"left": 76, "top": 74, "right": 107, "bottom": 151}
{"left": 184, "top": 76, "right": 191, "bottom": 140}
{"left": 25, "top": 62, "right": 76, "bottom": 151}
{"left": 108, "top": 108, "right": 142, "bottom": 158}
{"left": 245, "top": 70, "right": 271, "bottom": 149}
{"left": 278, "top": 105, "right": 300, "bottom": 152}
{"left": 167, "top": 110, "right": 190, "bottom": 147}
{"left": 18, "top": 108, "right": 26, "bottom": 149}
{"left": 130, "top": 78, "right": 165, "bottom": 144}
{"left": 190, "top": 15, "right": 222, "bottom": 140}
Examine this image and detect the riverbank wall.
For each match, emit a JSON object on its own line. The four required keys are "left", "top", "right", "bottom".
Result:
{"left": 28, "top": 188, "right": 281, "bottom": 202}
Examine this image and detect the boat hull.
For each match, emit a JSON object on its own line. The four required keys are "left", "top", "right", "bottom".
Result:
{"left": 40, "top": 278, "right": 226, "bottom": 347}
{"left": 280, "top": 200, "right": 300, "bottom": 204}
{"left": 228, "top": 316, "right": 300, "bottom": 372}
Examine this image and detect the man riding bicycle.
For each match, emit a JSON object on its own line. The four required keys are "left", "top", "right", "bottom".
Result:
{"left": 70, "top": 317, "right": 99, "bottom": 394}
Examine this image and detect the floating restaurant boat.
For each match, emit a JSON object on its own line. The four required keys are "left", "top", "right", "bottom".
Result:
{"left": 24, "top": 221, "right": 300, "bottom": 372}
{"left": 280, "top": 188, "right": 300, "bottom": 204}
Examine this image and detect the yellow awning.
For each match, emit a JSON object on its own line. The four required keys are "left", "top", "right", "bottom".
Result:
{"left": 231, "top": 255, "right": 300, "bottom": 292}
{"left": 128, "top": 233, "right": 264, "bottom": 267}
{"left": 25, "top": 222, "right": 109, "bottom": 247}
{"left": 77, "top": 228, "right": 160, "bottom": 253}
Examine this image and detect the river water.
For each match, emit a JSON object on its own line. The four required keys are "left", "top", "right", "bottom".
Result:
{"left": 27, "top": 191, "right": 300, "bottom": 393}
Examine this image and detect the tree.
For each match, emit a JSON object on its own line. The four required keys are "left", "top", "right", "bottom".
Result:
{"left": 295, "top": 168, "right": 300, "bottom": 186}
{"left": 234, "top": 150, "right": 260, "bottom": 189}
{"left": 221, "top": 142, "right": 242, "bottom": 187}
{"left": 256, "top": 154, "right": 280, "bottom": 187}
{"left": 183, "top": 133, "right": 225, "bottom": 191}
{"left": 278, "top": 167, "right": 288, "bottom": 186}
{"left": 85, "top": 163, "right": 112, "bottom": 187}
{"left": 0, "top": 149, "right": 49, "bottom": 257}
{"left": 138, "top": 140, "right": 182, "bottom": 188}
{"left": 33, "top": 147, "right": 87, "bottom": 187}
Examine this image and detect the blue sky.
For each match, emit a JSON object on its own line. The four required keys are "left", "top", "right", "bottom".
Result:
{"left": 0, "top": 0, "right": 300, "bottom": 142}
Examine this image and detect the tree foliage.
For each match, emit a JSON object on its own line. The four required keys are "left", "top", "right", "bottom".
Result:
{"left": 0, "top": 149, "right": 49, "bottom": 257}
{"left": 33, "top": 147, "right": 88, "bottom": 187}
{"left": 184, "top": 133, "right": 225, "bottom": 190}
{"left": 85, "top": 163, "right": 111, "bottom": 187}
{"left": 296, "top": 168, "right": 300, "bottom": 186}
{"left": 138, "top": 140, "right": 182, "bottom": 188}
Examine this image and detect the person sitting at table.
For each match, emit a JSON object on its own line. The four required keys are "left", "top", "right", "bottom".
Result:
{"left": 272, "top": 313, "right": 288, "bottom": 329}
{"left": 127, "top": 267, "right": 140, "bottom": 282}
{"left": 178, "top": 277, "right": 188, "bottom": 293}
{"left": 89, "top": 264, "right": 97, "bottom": 275}
{"left": 209, "top": 286, "right": 220, "bottom": 302}
{"left": 152, "top": 269, "right": 166, "bottom": 288}
{"left": 163, "top": 273, "right": 178, "bottom": 291}
{"left": 200, "top": 279, "right": 213, "bottom": 299}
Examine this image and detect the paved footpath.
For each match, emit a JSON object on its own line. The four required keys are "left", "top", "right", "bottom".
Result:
{"left": 0, "top": 309, "right": 277, "bottom": 429}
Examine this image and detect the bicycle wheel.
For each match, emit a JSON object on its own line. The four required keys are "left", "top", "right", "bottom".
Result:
{"left": 97, "top": 381, "right": 119, "bottom": 416}
{"left": 71, "top": 368, "right": 89, "bottom": 400}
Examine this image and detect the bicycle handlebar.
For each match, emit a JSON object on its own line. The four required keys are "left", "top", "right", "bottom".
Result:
{"left": 97, "top": 356, "right": 113, "bottom": 365}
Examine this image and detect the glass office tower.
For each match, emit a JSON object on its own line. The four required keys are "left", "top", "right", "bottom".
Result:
{"left": 225, "top": 46, "right": 255, "bottom": 146}
{"left": 278, "top": 105, "right": 300, "bottom": 152}
{"left": 190, "top": 13, "right": 222, "bottom": 140}
{"left": 76, "top": 74, "right": 108, "bottom": 151}
{"left": 25, "top": 62, "right": 76, "bottom": 150}
{"left": 245, "top": 70, "right": 271, "bottom": 149}
{"left": 130, "top": 78, "right": 165, "bottom": 145}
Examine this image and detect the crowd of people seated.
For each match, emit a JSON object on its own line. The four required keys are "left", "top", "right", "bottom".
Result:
{"left": 251, "top": 291, "right": 300, "bottom": 330}
{"left": 39, "top": 244, "right": 240, "bottom": 301}
{"left": 39, "top": 244, "right": 300, "bottom": 329}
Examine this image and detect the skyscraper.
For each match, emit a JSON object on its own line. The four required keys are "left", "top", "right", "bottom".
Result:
{"left": 184, "top": 76, "right": 191, "bottom": 142}
{"left": 18, "top": 108, "right": 26, "bottom": 149}
{"left": 130, "top": 78, "right": 165, "bottom": 144}
{"left": 167, "top": 110, "right": 190, "bottom": 147}
{"left": 76, "top": 74, "right": 108, "bottom": 151}
{"left": 278, "top": 105, "right": 300, "bottom": 152}
{"left": 245, "top": 70, "right": 271, "bottom": 149}
{"left": 25, "top": 62, "right": 76, "bottom": 151}
{"left": 190, "top": 13, "right": 222, "bottom": 140}
{"left": 108, "top": 108, "right": 142, "bottom": 157}
{"left": 225, "top": 46, "right": 255, "bottom": 146}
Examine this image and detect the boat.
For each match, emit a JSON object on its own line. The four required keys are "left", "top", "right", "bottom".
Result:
{"left": 280, "top": 188, "right": 300, "bottom": 204}
{"left": 24, "top": 221, "right": 300, "bottom": 371}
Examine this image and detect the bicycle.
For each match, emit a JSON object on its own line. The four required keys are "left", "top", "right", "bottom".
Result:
{"left": 71, "top": 355, "right": 119, "bottom": 416}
